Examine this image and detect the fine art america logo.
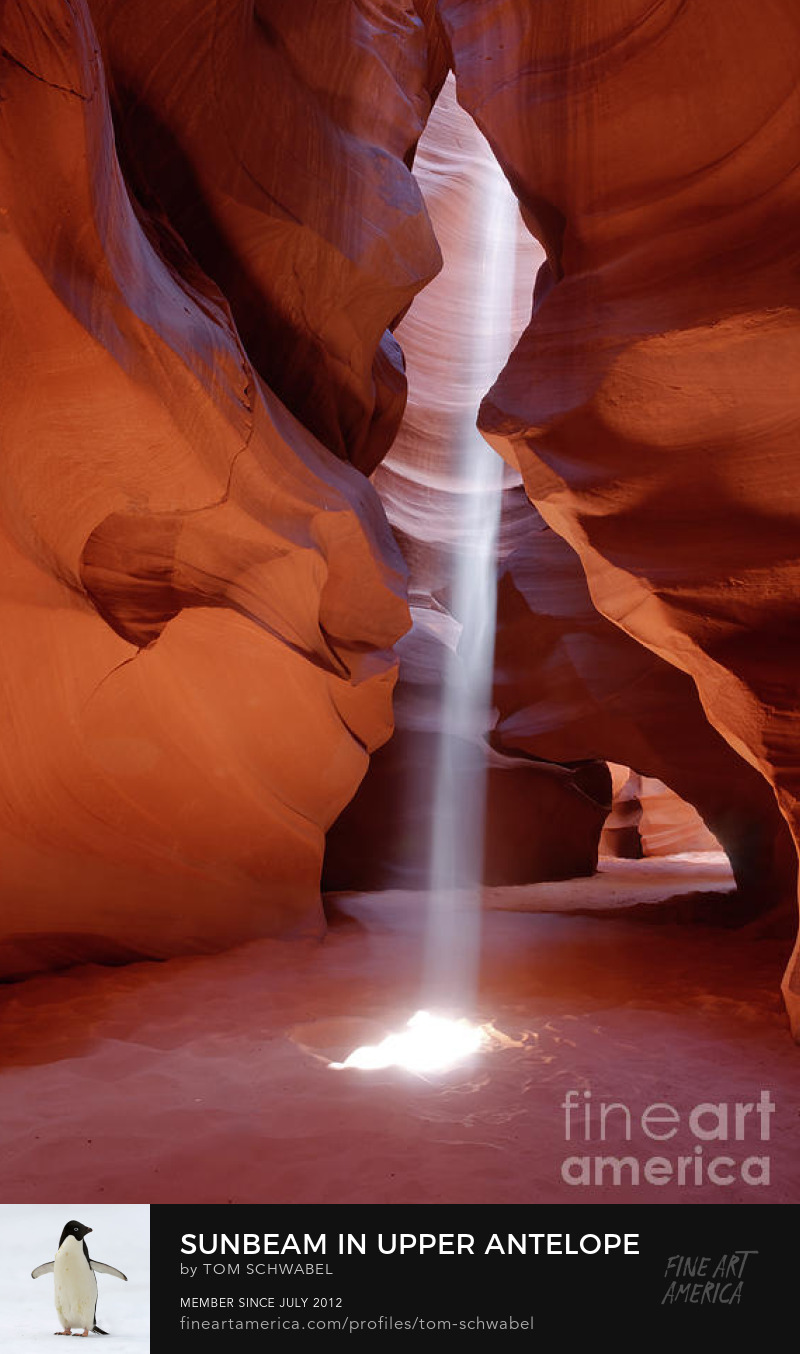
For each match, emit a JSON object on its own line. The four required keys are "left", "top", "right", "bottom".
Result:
{"left": 559, "top": 1089, "right": 774, "bottom": 1187}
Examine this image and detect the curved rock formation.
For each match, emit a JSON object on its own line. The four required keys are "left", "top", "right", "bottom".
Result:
{"left": 86, "top": 0, "right": 448, "bottom": 472}
{"left": 493, "top": 504, "right": 797, "bottom": 912}
{"left": 601, "top": 766, "right": 721, "bottom": 860}
{"left": 439, "top": 0, "right": 800, "bottom": 1029}
{"left": 0, "top": 0, "right": 409, "bottom": 975}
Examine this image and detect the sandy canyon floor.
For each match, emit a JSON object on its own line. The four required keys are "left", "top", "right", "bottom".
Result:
{"left": 1, "top": 856, "right": 797, "bottom": 1206}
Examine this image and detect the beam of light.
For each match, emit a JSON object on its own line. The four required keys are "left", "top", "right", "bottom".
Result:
{"left": 330, "top": 98, "right": 520, "bottom": 1079}
{"left": 422, "top": 136, "right": 520, "bottom": 1011}
{"left": 329, "top": 1010, "right": 487, "bottom": 1074}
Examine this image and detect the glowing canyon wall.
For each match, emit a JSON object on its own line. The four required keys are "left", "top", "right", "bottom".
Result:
{"left": 328, "top": 75, "right": 795, "bottom": 923}
{"left": 2, "top": 0, "right": 800, "bottom": 1036}
{"left": 437, "top": 0, "right": 800, "bottom": 1027}
{"left": 0, "top": 0, "right": 411, "bottom": 972}
{"left": 492, "top": 506, "right": 797, "bottom": 914}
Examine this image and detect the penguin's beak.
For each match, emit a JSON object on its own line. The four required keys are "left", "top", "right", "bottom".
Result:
{"left": 86, "top": 1228, "right": 93, "bottom": 1234}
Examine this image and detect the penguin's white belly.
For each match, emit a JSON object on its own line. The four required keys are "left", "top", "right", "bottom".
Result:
{"left": 54, "top": 1237, "right": 97, "bottom": 1330}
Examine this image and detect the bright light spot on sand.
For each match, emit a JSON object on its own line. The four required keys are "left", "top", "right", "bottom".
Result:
{"left": 330, "top": 1010, "right": 487, "bottom": 1074}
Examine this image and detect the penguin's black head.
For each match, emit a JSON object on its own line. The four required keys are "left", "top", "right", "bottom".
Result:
{"left": 59, "top": 1221, "right": 93, "bottom": 1247}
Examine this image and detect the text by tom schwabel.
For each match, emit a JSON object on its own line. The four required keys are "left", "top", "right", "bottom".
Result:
{"left": 180, "top": 1230, "right": 639, "bottom": 1275}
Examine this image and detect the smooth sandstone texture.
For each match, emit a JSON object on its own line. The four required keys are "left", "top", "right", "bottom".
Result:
{"left": 4, "top": 0, "right": 799, "bottom": 1043}
{"left": 439, "top": 0, "right": 800, "bottom": 1030}
{"left": 630, "top": 777, "right": 719, "bottom": 859}
{"left": 493, "top": 505, "right": 797, "bottom": 914}
{"left": 601, "top": 765, "right": 721, "bottom": 860}
{"left": 87, "top": 0, "right": 448, "bottom": 473}
{"left": 0, "top": 0, "right": 409, "bottom": 975}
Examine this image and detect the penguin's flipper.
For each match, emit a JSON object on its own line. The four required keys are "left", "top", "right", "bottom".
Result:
{"left": 92, "top": 1326, "right": 108, "bottom": 1335}
{"left": 90, "top": 1261, "right": 127, "bottom": 1281}
{"left": 31, "top": 1261, "right": 55, "bottom": 1279}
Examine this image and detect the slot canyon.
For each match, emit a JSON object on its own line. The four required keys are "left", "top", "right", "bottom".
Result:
{"left": 0, "top": 0, "right": 798, "bottom": 1204}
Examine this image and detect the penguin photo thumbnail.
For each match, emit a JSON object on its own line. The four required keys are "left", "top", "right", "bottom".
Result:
{"left": 32, "top": 1220, "right": 127, "bottom": 1337}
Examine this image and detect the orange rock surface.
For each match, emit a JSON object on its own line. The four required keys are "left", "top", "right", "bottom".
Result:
{"left": 87, "top": 0, "right": 448, "bottom": 472}
{"left": 0, "top": 0, "right": 408, "bottom": 974}
{"left": 4, "top": 0, "right": 800, "bottom": 1043}
{"left": 601, "top": 767, "right": 721, "bottom": 860}
{"left": 493, "top": 507, "right": 797, "bottom": 912}
{"left": 440, "top": 0, "right": 800, "bottom": 1031}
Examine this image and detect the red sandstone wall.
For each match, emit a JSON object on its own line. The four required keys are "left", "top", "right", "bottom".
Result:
{"left": 87, "top": 0, "right": 448, "bottom": 473}
{"left": 493, "top": 503, "right": 797, "bottom": 913}
{"left": 0, "top": 0, "right": 410, "bottom": 973}
{"left": 4, "top": 1, "right": 800, "bottom": 1037}
{"left": 439, "top": 0, "right": 800, "bottom": 1030}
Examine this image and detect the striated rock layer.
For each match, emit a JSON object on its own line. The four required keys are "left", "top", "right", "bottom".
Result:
{"left": 0, "top": 0, "right": 409, "bottom": 975}
{"left": 87, "top": 0, "right": 448, "bottom": 472}
{"left": 601, "top": 765, "right": 721, "bottom": 860}
{"left": 493, "top": 505, "right": 797, "bottom": 913}
{"left": 440, "top": 0, "right": 800, "bottom": 1029}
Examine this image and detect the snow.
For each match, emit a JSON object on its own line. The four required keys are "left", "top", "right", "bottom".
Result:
{"left": 0, "top": 857, "right": 797, "bottom": 1206}
{"left": 1, "top": 1205, "right": 149, "bottom": 1348}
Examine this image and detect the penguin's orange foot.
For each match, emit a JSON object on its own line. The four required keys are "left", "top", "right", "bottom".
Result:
{"left": 78, "top": 1333, "right": 89, "bottom": 1339}
{"left": 55, "top": 1331, "right": 71, "bottom": 1336}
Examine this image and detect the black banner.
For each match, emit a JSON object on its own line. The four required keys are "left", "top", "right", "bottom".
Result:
{"left": 151, "top": 1204, "right": 788, "bottom": 1346}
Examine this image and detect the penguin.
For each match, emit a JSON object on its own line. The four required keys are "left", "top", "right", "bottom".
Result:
{"left": 31, "top": 1220, "right": 127, "bottom": 1337}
